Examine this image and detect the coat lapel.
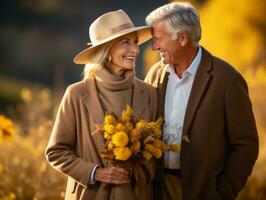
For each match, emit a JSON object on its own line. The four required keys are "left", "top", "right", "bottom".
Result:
{"left": 182, "top": 48, "right": 213, "bottom": 139}
{"left": 82, "top": 78, "right": 106, "bottom": 165}
{"left": 131, "top": 79, "right": 149, "bottom": 117}
{"left": 83, "top": 78, "right": 105, "bottom": 125}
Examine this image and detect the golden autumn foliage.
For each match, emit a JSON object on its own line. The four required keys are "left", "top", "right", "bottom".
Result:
{"left": 0, "top": 115, "right": 16, "bottom": 141}
{"left": 199, "top": 0, "right": 266, "bottom": 87}
{"left": 0, "top": 88, "right": 66, "bottom": 200}
{"left": 0, "top": 1, "right": 265, "bottom": 199}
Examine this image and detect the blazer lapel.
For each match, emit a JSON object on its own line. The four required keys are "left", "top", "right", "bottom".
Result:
{"left": 182, "top": 48, "right": 213, "bottom": 140}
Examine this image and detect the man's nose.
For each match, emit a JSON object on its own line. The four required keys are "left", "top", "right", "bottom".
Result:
{"left": 151, "top": 39, "right": 159, "bottom": 51}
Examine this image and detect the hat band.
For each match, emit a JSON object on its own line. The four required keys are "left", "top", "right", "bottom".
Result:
{"left": 95, "top": 22, "right": 134, "bottom": 41}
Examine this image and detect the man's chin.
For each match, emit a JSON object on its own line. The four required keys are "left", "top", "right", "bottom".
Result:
{"left": 162, "top": 59, "right": 169, "bottom": 65}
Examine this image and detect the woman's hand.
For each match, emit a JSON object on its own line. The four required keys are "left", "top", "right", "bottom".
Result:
{"left": 95, "top": 166, "right": 130, "bottom": 185}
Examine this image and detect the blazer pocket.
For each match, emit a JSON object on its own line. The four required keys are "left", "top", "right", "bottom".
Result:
{"left": 197, "top": 103, "right": 222, "bottom": 116}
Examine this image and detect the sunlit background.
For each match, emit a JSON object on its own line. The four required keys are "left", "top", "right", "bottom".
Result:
{"left": 0, "top": 0, "right": 265, "bottom": 199}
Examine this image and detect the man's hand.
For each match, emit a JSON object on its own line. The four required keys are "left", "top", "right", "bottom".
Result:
{"left": 95, "top": 166, "right": 130, "bottom": 185}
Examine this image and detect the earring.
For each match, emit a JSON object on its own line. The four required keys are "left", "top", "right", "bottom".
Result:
{"left": 106, "top": 55, "right": 112, "bottom": 63}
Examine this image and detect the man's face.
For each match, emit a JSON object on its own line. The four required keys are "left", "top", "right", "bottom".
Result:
{"left": 151, "top": 21, "right": 181, "bottom": 65}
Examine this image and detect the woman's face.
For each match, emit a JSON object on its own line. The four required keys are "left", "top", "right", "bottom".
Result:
{"left": 106, "top": 32, "right": 140, "bottom": 76}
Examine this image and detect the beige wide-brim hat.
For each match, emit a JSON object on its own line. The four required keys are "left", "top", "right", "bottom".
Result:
{"left": 73, "top": 9, "right": 152, "bottom": 64}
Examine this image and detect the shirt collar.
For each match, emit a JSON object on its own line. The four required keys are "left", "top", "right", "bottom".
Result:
{"left": 167, "top": 46, "right": 202, "bottom": 77}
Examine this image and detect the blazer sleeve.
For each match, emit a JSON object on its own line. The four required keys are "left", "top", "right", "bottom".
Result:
{"left": 45, "top": 86, "right": 96, "bottom": 188}
{"left": 217, "top": 72, "right": 259, "bottom": 199}
{"left": 144, "top": 62, "right": 162, "bottom": 87}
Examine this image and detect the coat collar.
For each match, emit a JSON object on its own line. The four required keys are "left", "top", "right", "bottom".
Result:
{"left": 82, "top": 77, "right": 149, "bottom": 124}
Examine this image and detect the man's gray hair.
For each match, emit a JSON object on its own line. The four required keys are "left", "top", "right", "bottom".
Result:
{"left": 146, "top": 2, "right": 201, "bottom": 46}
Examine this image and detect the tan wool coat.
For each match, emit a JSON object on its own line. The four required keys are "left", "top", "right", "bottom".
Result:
{"left": 45, "top": 77, "right": 157, "bottom": 200}
{"left": 145, "top": 47, "right": 259, "bottom": 200}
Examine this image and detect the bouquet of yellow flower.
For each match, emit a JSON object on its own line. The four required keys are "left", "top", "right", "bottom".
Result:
{"left": 96, "top": 105, "right": 180, "bottom": 168}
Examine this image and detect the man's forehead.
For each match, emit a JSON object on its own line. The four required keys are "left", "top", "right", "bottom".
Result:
{"left": 151, "top": 20, "right": 169, "bottom": 35}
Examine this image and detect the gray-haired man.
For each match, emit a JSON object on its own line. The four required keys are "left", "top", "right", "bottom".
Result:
{"left": 145, "top": 2, "right": 258, "bottom": 200}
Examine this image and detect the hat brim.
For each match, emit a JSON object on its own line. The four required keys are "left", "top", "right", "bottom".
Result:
{"left": 73, "top": 26, "right": 152, "bottom": 64}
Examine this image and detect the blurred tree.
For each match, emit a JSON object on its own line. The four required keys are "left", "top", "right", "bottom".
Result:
{"left": 0, "top": 0, "right": 168, "bottom": 86}
{"left": 200, "top": 0, "right": 266, "bottom": 73}
{"left": 0, "top": 0, "right": 168, "bottom": 111}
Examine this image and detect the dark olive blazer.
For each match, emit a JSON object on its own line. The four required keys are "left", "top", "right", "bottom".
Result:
{"left": 145, "top": 47, "right": 259, "bottom": 200}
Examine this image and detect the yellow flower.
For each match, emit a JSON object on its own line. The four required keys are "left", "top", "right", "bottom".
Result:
{"left": 153, "top": 129, "right": 162, "bottom": 138}
{"left": 107, "top": 142, "right": 115, "bottom": 150}
{"left": 153, "top": 140, "right": 162, "bottom": 148}
{"left": 130, "top": 129, "right": 140, "bottom": 138}
{"left": 104, "top": 115, "right": 116, "bottom": 124}
{"left": 104, "top": 131, "right": 111, "bottom": 139}
{"left": 136, "top": 120, "right": 147, "bottom": 128}
{"left": 112, "top": 131, "right": 129, "bottom": 147}
{"left": 131, "top": 129, "right": 141, "bottom": 144}
{"left": 154, "top": 149, "right": 162, "bottom": 158}
{"left": 121, "top": 114, "right": 131, "bottom": 123}
{"left": 104, "top": 124, "right": 116, "bottom": 135}
{"left": 121, "top": 105, "right": 133, "bottom": 123}
{"left": 158, "top": 141, "right": 168, "bottom": 152}
{"left": 143, "top": 151, "right": 152, "bottom": 161}
{"left": 116, "top": 123, "right": 127, "bottom": 132}
{"left": 0, "top": 115, "right": 16, "bottom": 141}
{"left": 125, "top": 122, "right": 133, "bottom": 131}
{"left": 145, "top": 143, "right": 156, "bottom": 153}
{"left": 131, "top": 140, "right": 141, "bottom": 153}
{"left": 170, "top": 144, "right": 181, "bottom": 152}
{"left": 114, "top": 147, "right": 132, "bottom": 161}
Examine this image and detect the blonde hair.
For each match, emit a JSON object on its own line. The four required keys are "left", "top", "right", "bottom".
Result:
{"left": 83, "top": 41, "right": 113, "bottom": 80}
{"left": 146, "top": 2, "right": 201, "bottom": 46}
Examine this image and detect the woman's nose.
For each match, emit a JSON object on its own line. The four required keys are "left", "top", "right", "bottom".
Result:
{"left": 130, "top": 43, "right": 140, "bottom": 54}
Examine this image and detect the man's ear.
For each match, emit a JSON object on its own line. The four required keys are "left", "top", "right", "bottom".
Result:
{"left": 179, "top": 32, "right": 190, "bottom": 46}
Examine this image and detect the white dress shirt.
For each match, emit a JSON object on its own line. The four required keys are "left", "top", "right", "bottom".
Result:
{"left": 164, "top": 47, "right": 202, "bottom": 169}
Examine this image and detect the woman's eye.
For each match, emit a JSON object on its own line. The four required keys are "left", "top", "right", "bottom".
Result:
{"left": 122, "top": 40, "right": 129, "bottom": 44}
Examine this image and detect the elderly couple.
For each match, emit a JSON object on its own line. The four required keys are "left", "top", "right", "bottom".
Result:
{"left": 45, "top": 2, "right": 258, "bottom": 200}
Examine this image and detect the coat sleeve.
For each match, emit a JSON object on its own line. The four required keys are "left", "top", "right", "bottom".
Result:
{"left": 217, "top": 72, "right": 259, "bottom": 199}
{"left": 45, "top": 86, "right": 96, "bottom": 188}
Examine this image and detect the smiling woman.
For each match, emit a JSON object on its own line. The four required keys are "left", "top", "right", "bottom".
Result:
{"left": 45, "top": 9, "right": 157, "bottom": 200}
{"left": 107, "top": 32, "right": 140, "bottom": 76}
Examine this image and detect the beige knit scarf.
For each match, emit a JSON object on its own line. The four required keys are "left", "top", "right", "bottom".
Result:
{"left": 95, "top": 66, "right": 134, "bottom": 116}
